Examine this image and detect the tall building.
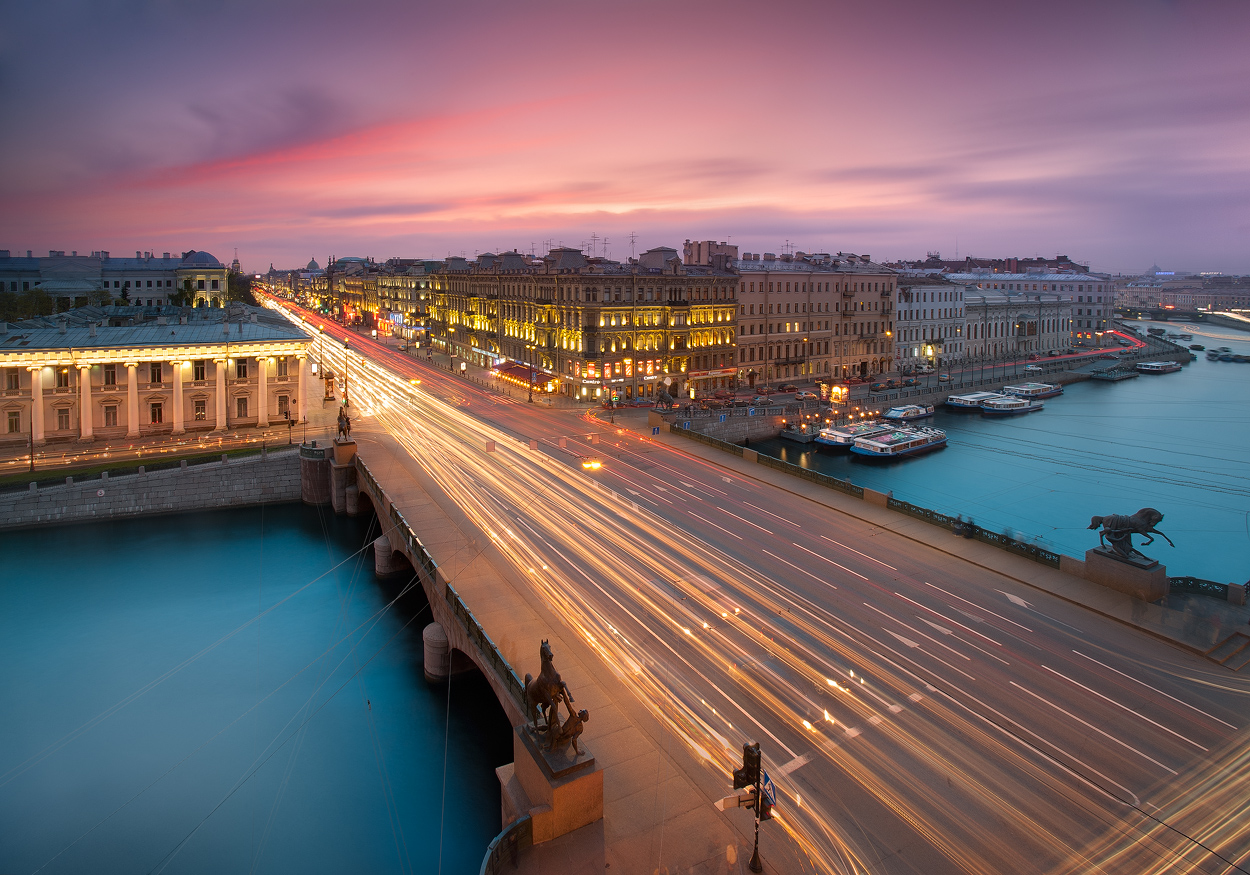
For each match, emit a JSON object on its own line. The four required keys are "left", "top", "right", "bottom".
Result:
{"left": 425, "top": 246, "right": 738, "bottom": 401}
{"left": 734, "top": 251, "right": 896, "bottom": 384}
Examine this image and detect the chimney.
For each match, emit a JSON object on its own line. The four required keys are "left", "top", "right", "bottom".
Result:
{"left": 163, "top": 252, "right": 170, "bottom": 260}
{"left": 58, "top": 316, "right": 67, "bottom": 334}
{"left": 72, "top": 251, "right": 77, "bottom": 257}
{"left": 179, "top": 314, "right": 187, "bottom": 325}
{"left": 89, "top": 322, "right": 97, "bottom": 337}
{"left": 249, "top": 312, "right": 257, "bottom": 323}
{"left": 137, "top": 251, "right": 142, "bottom": 259}
{"left": 223, "top": 319, "right": 230, "bottom": 335}
{"left": 27, "top": 250, "right": 32, "bottom": 257}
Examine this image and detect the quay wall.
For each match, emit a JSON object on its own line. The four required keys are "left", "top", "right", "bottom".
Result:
{"left": 0, "top": 448, "right": 301, "bottom": 529}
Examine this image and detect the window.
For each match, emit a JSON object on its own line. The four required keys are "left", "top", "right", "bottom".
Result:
{"left": 5, "top": 368, "right": 17, "bottom": 391}
{"left": 149, "top": 362, "right": 162, "bottom": 383}
{"left": 236, "top": 397, "right": 248, "bottom": 419}
{"left": 194, "top": 400, "right": 206, "bottom": 421}
{"left": 278, "top": 395, "right": 290, "bottom": 417}
{"left": 194, "top": 360, "right": 206, "bottom": 381}
{"left": 150, "top": 402, "right": 163, "bottom": 424}
{"left": 56, "top": 408, "right": 70, "bottom": 430}
{"left": 104, "top": 405, "right": 117, "bottom": 427}
{"left": 235, "top": 359, "right": 248, "bottom": 379}
{"left": 147, "top": 280, "right": 153, "bottom": 288}
{"left": 6, "top": 410, "right": 18, "bottom": 433}
{"left": 56, "top": 368, "right": 70, "bottom": 389}
{"left": 103, "top": 364, "right": 116, "bottom": 386}
{"left": 211, "top": 279, "right": 220, "bottom": 290}
{"left": 277, "top": 357, "right": 289, "bottom": 378}
{"left": 197, "top": 279, "right": 205, "bottom": 290}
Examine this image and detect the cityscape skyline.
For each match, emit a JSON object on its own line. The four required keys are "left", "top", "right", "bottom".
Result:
{"left": 3, "top": 1, "right": 1249, "bottom": 275}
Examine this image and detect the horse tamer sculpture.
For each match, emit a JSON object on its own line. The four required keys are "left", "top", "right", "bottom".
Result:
{"left": 1088, "top": 507, "right": 1175, "bottom": 562}
{"left": 523, "top": 639, "right": 574, "bottom": 733}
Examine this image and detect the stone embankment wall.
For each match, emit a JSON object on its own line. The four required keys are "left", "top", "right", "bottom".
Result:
{"left": 0, "top": 448, "right": 301, "bottom": 529}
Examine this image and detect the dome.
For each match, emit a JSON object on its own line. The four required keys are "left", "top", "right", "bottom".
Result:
{"left": 307, "top": 257, "right": 321, "bottom": 271}
{"left": 180, "top": 250, "right": 224, "bottom": 267}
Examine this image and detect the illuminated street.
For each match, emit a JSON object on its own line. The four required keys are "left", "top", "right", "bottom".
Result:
{"left": 270, "top": 296, "right": 1250, "bottom": 875}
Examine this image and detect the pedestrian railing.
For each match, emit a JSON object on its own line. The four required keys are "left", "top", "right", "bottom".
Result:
{"left": 668, "top": 424, "right": 745, "bottom": 456}
{"left": 480, "top": 815, "right": 533, "bottom": 875}
{"left": 887, "top": 496, "right": 1062, "bottom": 569}
{"left": 1170, "top": 576, "right": 1233, "bottom": 600}
{"left": 754, "top": 453, "right": 864, "bottom": 498}
{"left": 446, "top": 583, "right": 527, "bottom": 710}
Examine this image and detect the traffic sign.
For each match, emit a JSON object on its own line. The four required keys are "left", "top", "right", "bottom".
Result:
{"left": 761, "top": 770, "right": 776, "bottom": 805}
{"left": 651, "top": 426, "right": 660, "bottom": 436}
{"left": 719, "top": 414, "right": 727, "bottom": 423}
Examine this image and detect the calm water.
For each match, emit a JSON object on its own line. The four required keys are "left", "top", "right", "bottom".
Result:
{"left": 758, "top": 321, "right": 1250, "bottom": 583}
{"left": 0, "top": 504, "right": 511, "bottom": 875}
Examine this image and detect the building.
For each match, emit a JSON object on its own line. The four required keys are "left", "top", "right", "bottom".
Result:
{"left": 424, "top": 246, "right": 738, "bottom": 401}
{"left": 894, "top": 278, "right": 968, "bottom": 369}
{"left": 1115, "top": 271, "right": 1250, "bottom": 312}
{"left": 891, "top": 252, "right": 1091, "bottom": 275}
{"left": 1, "top": 303, "right": 311, "bottom": 446}
{"left": 960, "top": 290, "right": 1072, "bottom": 360}
{"left": 944, "top": 271, "right": 1102, "bottom": 345}
{"left": 0, "top": 249, "right": 229, "bottom": 310}
{"left": 734, "top": 251, "right": 896, "bottom": 384}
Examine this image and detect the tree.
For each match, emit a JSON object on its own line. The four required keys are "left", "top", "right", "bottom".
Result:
{"left": 88, "top": 285, "right": 114, "bottom": 307}
{"left": 169, "top": 279, "right": 194, "bottom": 307}
{"left": 227, "top": 271, "right": 254, "bottom": 304}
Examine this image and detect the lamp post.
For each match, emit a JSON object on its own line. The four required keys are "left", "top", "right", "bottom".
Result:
{"left": 342, "top": 339, "right": 350, "bottom": 408}
{"left": 527, "top": 343, "right": 534, "bottom": 403}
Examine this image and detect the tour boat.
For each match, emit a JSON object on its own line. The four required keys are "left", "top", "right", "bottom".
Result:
{"left": 815, "top": 420, "right": 891, "bottom": 449}
{"left": 780, "top": 421, "right": 821, "bottom": 443}
{"left": 1001, "top": 382, "right": 1063, "bottom": 399}
{"left": 1135, "top": 361, "right": 1183, "bottom": 374}
{"left": 882, "top": 403, "right": 935, "bottom": 422}
{"left": 850, "top": 426, "right": 948, "bottom": 459}
{"left": 1206, "top": 350, "right": 1220, "bottom": 360}
{"left": 980, "top": 395, "right": 1044, "bottom": 416}
{"left": 945, "top": 392, "right": 1009, "bottom": 410}
{"left": 1189, "top": 344, "right": 1205, "bottom": 351}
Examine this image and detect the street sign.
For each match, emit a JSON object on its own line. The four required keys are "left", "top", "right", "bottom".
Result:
{"left": 651, "top": 426, "right": 660, "bottom": 436}
{"left": 719, "top": 414, "right": 726, "bottom": 423}
{"left": 683, "top": 421, "right": 691, "bottom": 429}
{"left": 715, "top": 790, "right": 758, "bottom": 811}
{"left": 762, "top": 771, "right": 776, "bottom": 805}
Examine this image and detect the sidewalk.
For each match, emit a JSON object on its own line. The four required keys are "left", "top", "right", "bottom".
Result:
{"left": 600, "top": 407, "right": 1250, "bottom": 664}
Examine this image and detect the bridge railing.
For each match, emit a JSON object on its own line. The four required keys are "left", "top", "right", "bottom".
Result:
{"left": 357, "top": 456, "right": 526, "bottom": 714}
{"left": 754, "top": 451, "right": 864, "bottom": 498}
{"left": 480, "top": 815, "right": 533, "bottom": 875}
{"left": 886, "top": 496, "right": 1062, "bottom": 569}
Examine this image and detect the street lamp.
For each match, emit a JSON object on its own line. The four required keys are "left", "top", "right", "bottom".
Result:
{"left": 527, "top": 343, "right": 535, "bottom": 403}
{"left": 342, "top": 339, "right": 350, "bottom": 408}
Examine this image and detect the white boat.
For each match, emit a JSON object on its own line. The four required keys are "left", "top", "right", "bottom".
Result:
{"left": 946, "top": 392, "right": 1008, "bottom": 409}
{"left": 1001, "top": 382, "right": 1063, "bottom": 399}
{"left": 882, "top": 403, "right": 935, "bottom": 422}
{"left": 780, "top": 421, "right": 821, "bottom": 443}
{"left": 815, "top": 420, "right": 891, "bottom": 449}
{"left": 980, "top": 395, "right": 1044, "bottom": 416}
{"left": 1136, "top": 361, "right": 1182, "bottom": 374}
{"left": 850, "top": 426, "right": 948, "bottom": 459}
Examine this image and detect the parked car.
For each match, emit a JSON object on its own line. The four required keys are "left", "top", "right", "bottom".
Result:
{"left": 1023, "top": 365, "right": 1043, "bottom": 373}
{"left": 1027, "top": 353, "right": 1040, "bottom": 360}
{"left": 1098, "top": 353, "right": 1118, "bottom": 360}
{"left": 795, "top": 390, "right": 819, "bottom": 401}
{"left": 916, "top": 364, "right": 936, "bottom": 374}
{"left": 937, "top": 373, "right": 952, "bottom": 382}
{"left": 844, "top": 376, "right": 866, "bottom": 385}
{"left": 870, "top": 382, "right": 887, "bottom": 391}
{"left": 901, "top": 377, "right": 919, "bottom": 387}
{"left": 712, "top": 389, "right": 735, "bottom": 400}
{"left": 1047, "top": 349, "right": 1062, "bottom": 356}
{"left": 750, "top": 395, "right": 769, "bottom": 404}
{"left": 778, "top": 383, "right": 798, "bottom": 392}
{"left": 884, "top": 378, "right": 901, "bottom": 389}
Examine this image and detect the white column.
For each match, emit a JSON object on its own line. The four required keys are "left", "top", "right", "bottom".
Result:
{"left": 172, "top": 360, "right": 185, "bottom": 434}
{"left": 29, "top": 366, "right": 45, "bottom": 445}
{"left": 256, "top": 355, "right": 269, "bottom": 427}
{"left": 78, "top": 365, "right": 93, "bottom": 440}
{"left": 297, "top": 354, "right": 308, "bottom": 424}
{"left": 215, "top": 359, "right": 228, "bottom": 430}
{"left": 126, "top": 363, "right": 139, "bottom": 437}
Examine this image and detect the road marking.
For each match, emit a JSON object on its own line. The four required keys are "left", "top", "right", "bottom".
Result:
{"left": 774, "top": 753, "right": 811, "bottom": 777}
{"left": 918, "top": 617, "right": 1011, "bottom": 666}
{"left": 867, "top": 715, "right": 882, "bottom": 725}
{"left": 888, "top": 704, "right": 903, "bottom": 713}
{"left": 1010, "top": 682, "right": 1177, "bottom": 774}
{"left": 744, "top": 502, "right": 801, "bottom": 528}
{"left": 1042, "top": 665, "right": 1207, "bottom": 750}
{"left": 717, "top": 507, "right": 773, "bottom": 535}
{"left": 908, "top": 692, "right": 923, "bottom": 702}
{"left": 885, "top": 629, "right": 919, "bottom": 648}
{"left": 821, "top": 535, "right": 898, "bottom": 570}
{"left": 870, "top": 607, "right": 978, "bottom": 681}
{"left": 626, "top": 488, "right": 642, "bottom": 497}
{"left": 1002, "top": 591, "right": 1031, "bottom": 608}
{"left": 761, "top": 550, "right": 836, "bottom": 588}
{"left": 1072, "top": 650, "right": 1236, "bottom": 729}
{"left": 687, "top": 511, "right": 742, "bottom": 540}
{"left": 894, "top": 593, "right": 1002, "bottom": 647}
{"left": 792, "top": 542, "right": 869, "bottom": 581}
{"left": 924, "top": 581, "right": 1033, "bottom": 632}
{"left": 844, "top": 727, "right": 861, "bottom": 738}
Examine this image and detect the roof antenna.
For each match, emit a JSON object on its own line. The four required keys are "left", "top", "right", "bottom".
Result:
{"left": 629, "top": 232, "right": 637, "bottom": 259}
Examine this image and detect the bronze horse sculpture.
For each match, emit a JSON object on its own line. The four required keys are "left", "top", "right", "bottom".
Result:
{"left": 523, "top": 639, "right": 574, "bottom": 731}
{"left": 1088, "top": 507, "right": 1174, "bottom": 561}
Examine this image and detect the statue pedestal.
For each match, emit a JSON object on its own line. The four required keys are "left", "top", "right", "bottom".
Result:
{"left": 497, "top": 724, "right": 602, "bottom": 844}
{"left": 1084, "top": 548, "right": 1169, "bottom": 601}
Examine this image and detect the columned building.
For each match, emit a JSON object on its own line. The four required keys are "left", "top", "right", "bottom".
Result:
{"left": 962, "top": 291, "right": 1072, "bottom": 361}
{"left": 946, "top": 272, "right": 1089, "bottom": 346}
{"left": 1, "top": 304, "right": 311, "bottom": 446}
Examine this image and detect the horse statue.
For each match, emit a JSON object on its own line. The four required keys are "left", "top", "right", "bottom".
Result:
{"left": 522, "top": 639, "right": 574, "bottom": 732}
{"left": 1088, "top": 508, "right": 1174, "bottom": 561}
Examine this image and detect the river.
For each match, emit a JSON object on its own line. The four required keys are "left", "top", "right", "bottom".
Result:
{"left": 755, "top": 320, "right": 1250, "bottom": 583}
{"left": 0, "top": 504, "right": 511, "bottom": 875}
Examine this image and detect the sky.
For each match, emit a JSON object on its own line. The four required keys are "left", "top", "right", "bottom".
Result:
{"left": 2, "top": 0, "right": 1248, "bottom": 275}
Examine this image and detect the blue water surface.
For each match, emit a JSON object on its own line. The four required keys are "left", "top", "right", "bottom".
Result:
{"left": 0, "top": 503, "right": 511, "bottom": 875}
{"left": 757, "top": 321, "right": 1250, "bottom": 583}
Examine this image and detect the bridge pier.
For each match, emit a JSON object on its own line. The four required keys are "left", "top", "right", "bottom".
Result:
{"left": 421, "top": 622, "right": 476, "bottom": 682}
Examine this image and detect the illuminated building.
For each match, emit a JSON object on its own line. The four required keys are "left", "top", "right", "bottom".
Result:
{"left": 426, "top": 247, "right": 737, "bottom": 400}
{"left": 732, "top": 251, "right": 897, "bottom": 383}
{"left": 0, "top": 304, "right": 310, "bottom": 446}
{"left": 894, "top": 278, "right": 967, "bottom": 369}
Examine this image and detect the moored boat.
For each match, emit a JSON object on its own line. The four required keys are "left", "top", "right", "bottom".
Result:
{"left": 780, "top": 421, "right": 821, "bottom": 443}
{"left": 849, "top": 426, "right": 947, "bottom": 459}
{"left": 945, "top": 391, "right": 1008, "bottom": 410}
{"left": 980, "top": 395, "right": 1044, "bottom": 415}
{"left": 1189, "top": 344, "right": 1205, "bottom": 351}
{"left": 882, "top": 403, "right": 935, "bottom": 422}
{"left": 1001, "top": 382, "right": 1063, "bottom": 399}
{"left": 1136, "top": 361, "right": 1183, "bottom": 374}
{"left": 815, "top": 420, "right": 891, "bottom": 449}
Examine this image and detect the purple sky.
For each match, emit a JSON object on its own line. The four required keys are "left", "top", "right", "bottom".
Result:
{"left": 2, "top": 0, "right": 1248, "bottom": 274}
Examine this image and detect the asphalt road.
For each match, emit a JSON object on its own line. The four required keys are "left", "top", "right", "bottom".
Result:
{"left": 268, "top": 296, "right": 1250, "bottom": 875}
